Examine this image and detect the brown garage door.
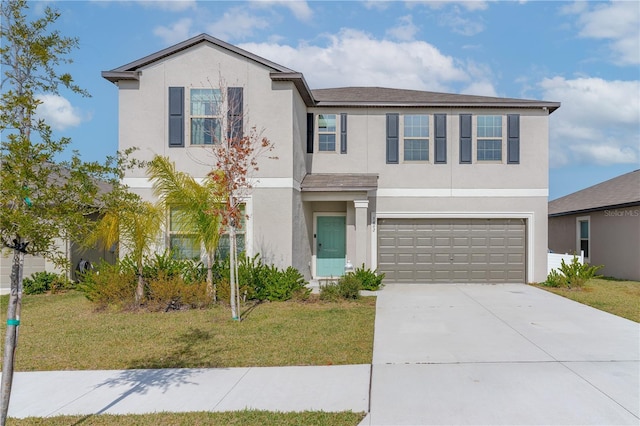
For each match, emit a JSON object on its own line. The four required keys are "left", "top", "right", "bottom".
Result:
{"left": 377, "top": 218, "right": 526, "bottom": 283}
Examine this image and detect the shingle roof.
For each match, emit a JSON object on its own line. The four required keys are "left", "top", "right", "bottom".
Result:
{"left": 102, "top": 34, "right": 560, "bottom": 112}
{"left": 312, "top": 87, "right": 560, "bottom": 113}
{"left": 301, "top": 174, "right": 379, "bottom": 192}
{"left": 549, "top": 169, "right": 640, "bottom": 216}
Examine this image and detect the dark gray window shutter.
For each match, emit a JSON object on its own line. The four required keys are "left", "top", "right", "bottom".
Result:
{"left": 386, "top": 113, "right": 399, "bottom": 164}
{"left": 227, "top": 87, "right": 243, "bottom": 141}
{"left": 507, "top": 114, "right": 520, "bottom": 164}
{"left": 340, "top": 113, "right": 347, "bottom": 154}
{"left": 168, "top": 87, "right": 184, "bottom": 147}
{"left": 434, "top": 114, "right": 447, "bottom": 164}
{"left": 459, "top": 114, "right": 472, "bottom": 164}
{"left": 306, "top": 113, "right": 314, "bottom": 153}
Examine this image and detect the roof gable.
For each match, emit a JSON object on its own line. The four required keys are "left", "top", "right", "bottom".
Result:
{"left": 102, "top": 33, "right": 297, "bottom": 81}
{"left": 549, "top": 169, "right": 640, "bottom": 216}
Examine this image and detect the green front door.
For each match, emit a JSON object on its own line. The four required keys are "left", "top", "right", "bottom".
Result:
{"left": 317, "top": 215, "right": 346, "bottom": 277}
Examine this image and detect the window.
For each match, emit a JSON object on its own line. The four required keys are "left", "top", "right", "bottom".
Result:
{"left": 216, "top": 204, "right": 246, "bottom": 260}
{"left": 190, "top": 88, "right": 221, "bottom": 145}
{"left": 318, "top": 114, "right": 337, "bottom": 152}
{"left": 169, "top": 207, "right": 200, "bottom": 260}
{"left": 477, "top": 115, "right": 502, "bottom": 161}
{"left": 577, "top": 217, "right": 590, "bottom": 259}
{"left": 403, "top": 115, "right": 429, "bottom": 161}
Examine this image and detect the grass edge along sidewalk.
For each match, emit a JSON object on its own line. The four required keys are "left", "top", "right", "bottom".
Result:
{"left": 9, "top": 410, "right": 366, "bottom": 425}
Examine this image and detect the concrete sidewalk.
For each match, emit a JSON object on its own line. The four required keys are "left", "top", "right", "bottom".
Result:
{"left": 8, "top": 364, "right": 370, "bottom": 418}
{"left": 361, "top": 284, "right": 640, "bottom": 425}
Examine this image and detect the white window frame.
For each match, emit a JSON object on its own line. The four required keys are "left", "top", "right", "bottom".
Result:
{"left": 402, "top": 114, "right": 430, "bottom": 162}
{"left": 475, "top": 115, "right": 504, "bottom": 163}
{"left": 216, "top": 203, "right": 248, "bottom": 260}
{"left": 189, "top": 88, "right": 222, "bottom": 146}
{"left": 576, "top": 216, "right": 590, "bottom": 262}
{"left": 168, "top": 206, "right": 202, "bottom": 260}
{"left": 317, "top": 114, "right": 338, "bottom": 153}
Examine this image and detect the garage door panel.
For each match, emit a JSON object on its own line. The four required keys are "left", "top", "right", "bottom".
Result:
{"left": 377, "top": 218, "right": 526, "bottom": 284}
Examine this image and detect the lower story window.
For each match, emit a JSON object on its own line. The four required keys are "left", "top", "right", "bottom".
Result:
{"left": 169, "top": 207, "right": 200, "bottom": 259}
{"left": 216, "top": 204, "right": 246, "bottom": 260}
{"left": 578, "top": 217, "right": 590, "bottom": 259}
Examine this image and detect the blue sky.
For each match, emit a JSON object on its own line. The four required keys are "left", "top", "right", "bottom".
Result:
{"left": 22, "top": 0, "right": 640, "bottom": 200}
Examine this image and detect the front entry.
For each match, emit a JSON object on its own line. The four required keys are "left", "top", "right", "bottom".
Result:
{"left": 316, "top": 215, "right": 346, "bottom": 277}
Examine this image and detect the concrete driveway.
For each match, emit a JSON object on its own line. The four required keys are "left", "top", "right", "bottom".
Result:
{"left": 362, "top": 284, "right": 639, "bottom": 425}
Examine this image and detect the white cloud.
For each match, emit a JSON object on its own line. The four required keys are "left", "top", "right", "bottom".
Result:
{"left": 565, "top": 1, "right": 640, "bottom": 65}
{"left": 439, "top": 11, "right": 485, "bottom": 36}
{"left": 363, "top": 1, "right": 391, "bottom": 11}
{"left": 239, "top": 29, "right": 472, "bottom": 92}
{"left": 35, "top": 94, "right": 83, "bottom": 130}
{"left": 422, "top": 1, "right": 489, "bottom": 12}
{"left": 153, "top": 18, "right": 193, "bottom": 45}
{"left": 137, "top": 0, "right": 196, "bottom": 12}
{"left": 386, "top": 15, "right": 419, "bottom": 41}
{"left": 250, "top": 0, "right": 312, "bottom": 21}
{"left": 462, "top": 81, "right": 497, "bottom": 97}
{"left": 206, "top": 7, "right": 271, "bottom": 40}
{"left": 539, "top": 76, "right": 640, "bottom": 167}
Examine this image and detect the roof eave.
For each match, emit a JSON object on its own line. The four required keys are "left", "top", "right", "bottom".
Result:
{"left": 313, "top": 101, "right": 560, "bottom": 113}
{"left": 101, "top": 71, "right": 140, "bottom": 84}
{"left": 270, "top": 72, "right": 315, "bottom": 106}
{"left": 549, "top": 201, "right": 640, "bottom": 217}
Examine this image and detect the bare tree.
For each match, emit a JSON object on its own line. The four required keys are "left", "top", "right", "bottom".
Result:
{"left": 202, "top": 80, "right": 275, "bottom": 319}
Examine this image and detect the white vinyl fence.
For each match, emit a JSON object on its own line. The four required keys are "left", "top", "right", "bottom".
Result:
{"left": 547, "top": 251, "right": 584, "bottom": 275}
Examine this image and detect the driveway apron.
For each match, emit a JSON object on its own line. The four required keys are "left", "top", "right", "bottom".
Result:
{"left": 362, "top": 284, "right": 640, "bottom": 425}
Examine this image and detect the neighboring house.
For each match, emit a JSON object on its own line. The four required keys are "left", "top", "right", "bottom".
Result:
{"left": 548, "top": 170, "right": 640, "bottom": 281}
{"left": 102, "top": 34, "right": 559, "bottom": 284}
{"left": 0, "top": 179, "right": 117, "bottom": 295}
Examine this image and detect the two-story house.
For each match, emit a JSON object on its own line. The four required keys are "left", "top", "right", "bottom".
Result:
{"left": 102, "top": 34, "right": 559, "bottom": 284}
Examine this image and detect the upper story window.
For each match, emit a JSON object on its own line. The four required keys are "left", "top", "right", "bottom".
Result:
{"left": 476, "top": 115, "right": 502, "bottom": 161}
{"left": 403, "top": 114, "right": 429, "bottom": 161}
{"left": 190, "top": 88, "right": 221, "bottom": 145}
{"left": 318, "top": 114, "right": 337, "bottom": 152}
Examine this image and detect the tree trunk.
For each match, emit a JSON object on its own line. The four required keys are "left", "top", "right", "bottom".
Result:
{"left": 206, "top": 251, "right": 215, "bottom": 302}
{"left": 0, "top": 246, "right": 25, "bottom": 426}
{"left": 229, "top": 226, "right": 238, "bottom": 320}
{"left": 135, "top": 264, "right": 144, "bottom": 306}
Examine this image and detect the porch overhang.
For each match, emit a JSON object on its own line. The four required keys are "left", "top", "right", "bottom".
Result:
{"left": 300, "top": 173, "right": 378, "bottom": 201}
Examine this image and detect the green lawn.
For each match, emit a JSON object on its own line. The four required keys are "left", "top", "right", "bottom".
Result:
{"left": 533, "top": 277, "right": 640, "bottom": 322}
{"left": 0, "top": 291, "right": 376, "bottom": 371}
{"left": 8, "top": 410, "right": 366, "bottom": 425}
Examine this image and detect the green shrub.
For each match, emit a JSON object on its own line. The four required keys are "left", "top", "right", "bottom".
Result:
{"left": 337, "top": 273, "right": 361, "bottom": 299}
{"left": 543, "top": 269, "right": 564, "bottom": 288}
{"left": 237, "top": 255, "right": 309, "bottom": 302}
{"left": 319, "top": 279, "right": 341, "bottom": 302}
{"left": 77, "top": 262, "right": 137, "bottom": 309}
{"left": 544, "top": 256, "right": 603, "bottom": 289}
{"left": 352, "top": 264, "right": 385, "bottom": 291}
{"left": 146, "top": 272, "right": 211, "bottom": 312}
{"left": 319, "top": 275, "right": 361, "bottom": 301}
{"left": 22, "top": 271, "right": 71, "bottom": 295}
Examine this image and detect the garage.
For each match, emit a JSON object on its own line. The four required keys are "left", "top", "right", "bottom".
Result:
{"left": 377, "top": 218, "right": 526, "bottom": 283}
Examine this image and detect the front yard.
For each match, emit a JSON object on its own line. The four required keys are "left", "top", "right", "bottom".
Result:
{"left": 533, "top": 277, "right": 640, "bottom": 322}
{"left": 0, "top": 291, "right": 376, "bottom": 371}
